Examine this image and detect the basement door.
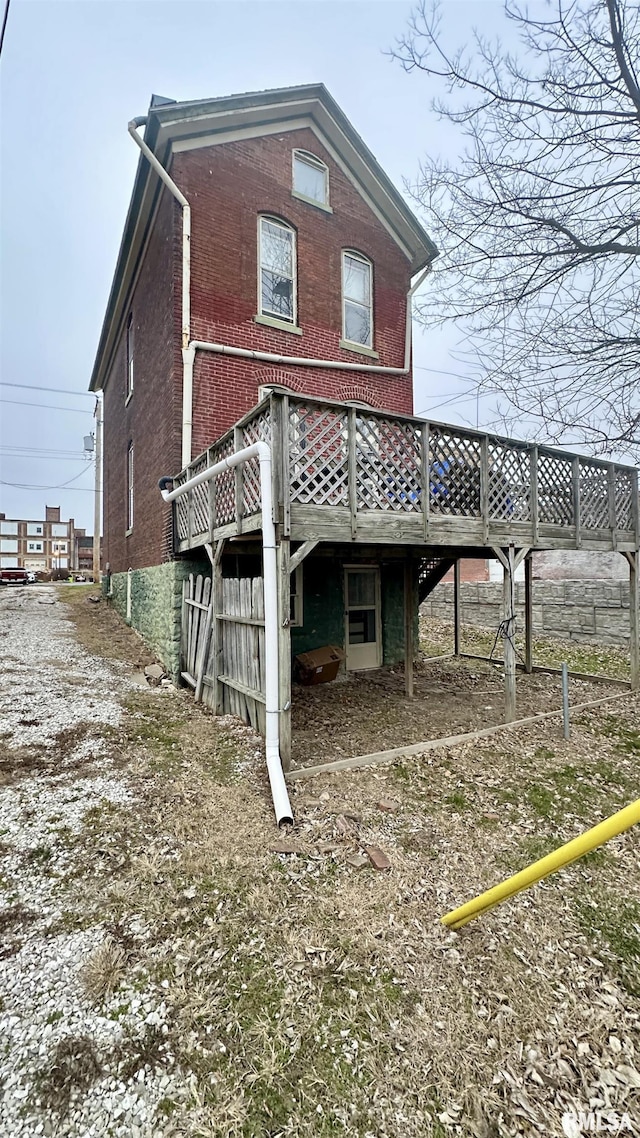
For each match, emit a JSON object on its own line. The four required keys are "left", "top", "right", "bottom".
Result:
{"left": 344, "top": 567, "right": 382, "bottom": 671}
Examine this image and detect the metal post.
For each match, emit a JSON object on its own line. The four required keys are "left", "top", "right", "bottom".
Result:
{"left": 562, "top": 661, "right": 570, "bottom": 739}
{"left": 502, "top": 547, "right": 516, "bottom": 723}
{"left": 453, "top": 558, "right": 461, "bottom": 656}
{"left": 626, "top": 551, "right": 639, "bottom": 691}
{"left": 524, "top": 552, "right": 533, "bottom": 674}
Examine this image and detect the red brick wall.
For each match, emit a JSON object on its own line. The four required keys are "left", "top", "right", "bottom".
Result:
{"left": 171, "top": 129, "right": 414, "bottom": 456}
{"left": 102, "top": 189, "right": 181, "bottom": 574}
{"left": 103, "top": 127, "right": 416, "bottom": 573}
{"left": 442, "top": 559, "right": 489, "bottom": 583}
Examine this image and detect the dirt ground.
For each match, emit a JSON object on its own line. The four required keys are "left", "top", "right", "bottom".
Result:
{"left": 291, "top": 617, "right": 629, "bottom": 768}
{"left": 2, "top": 584, "right": 639, "bottom": 1137}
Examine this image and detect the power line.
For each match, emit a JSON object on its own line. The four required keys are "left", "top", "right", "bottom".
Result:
{"left": 0, "top": 399, "right": 93, "bottom": 415}
{"left": 0, "top": 0, "right": 11, "bottom": 58}
{"left": 0, "top": 483, "right": 96, "bottom": 493}
{"left": 1, "top": 453, "right": 94, "bottom": 463}
{"left": 0, "top": 464, "right": 95, "bottom": 491}
{"left": 0, "top": 382, "right": 94, "bottom": 398}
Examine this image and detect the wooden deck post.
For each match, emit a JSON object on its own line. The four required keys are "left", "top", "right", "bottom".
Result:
{"left": 524, "top": 552, "right": 533, "bottom": 675}
{"left": 453, "top": 558, "right": 461, "bottom": 656}
{"left": 625, "top": 551, "right": 639, "bottom": 691}
{"left": 404, "top": 556, "right": 415, "bottom": 698}
{"left": 211, "top": 539, "right": 226, "bottom": 714}
{"left": 277, "top": 537, "right": 292, "bottom": 771}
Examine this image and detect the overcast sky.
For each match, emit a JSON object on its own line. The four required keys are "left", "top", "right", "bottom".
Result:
{"left": 0, "top": 0, "right": 507, "bottom": 533}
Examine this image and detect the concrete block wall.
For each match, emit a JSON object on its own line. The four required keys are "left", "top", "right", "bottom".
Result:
{"left": 422, "top": 580, "right": 632, "bottom": 646}
{"left": 109, "top": 556, "right": 207, "bottom": 680}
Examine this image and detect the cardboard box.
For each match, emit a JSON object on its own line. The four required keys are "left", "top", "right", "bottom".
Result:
{"left": 294, "top": 645, "right": 345, "bottom": 686}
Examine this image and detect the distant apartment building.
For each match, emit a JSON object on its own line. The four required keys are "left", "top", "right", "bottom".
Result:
{"left": 73, "top": 529, "right": 94, "bottom": 576}
{"left": 0, "top": 506, "right": 83, "bottom": 573}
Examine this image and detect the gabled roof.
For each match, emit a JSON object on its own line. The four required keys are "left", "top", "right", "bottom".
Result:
{"left": 89, "top": 84, "right": 438, "bottom": 393}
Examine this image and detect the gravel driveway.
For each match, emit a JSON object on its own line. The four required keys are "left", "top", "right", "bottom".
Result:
{"left": 0, "top": 586, "right": 184, "bottom": 1137}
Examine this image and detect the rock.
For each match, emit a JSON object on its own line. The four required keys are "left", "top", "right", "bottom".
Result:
{"left": 345, "top": 853, "right": 369, "bottom": 869}
{"left": 482, "top": 812, "right": 500, "bottom": 822}
{"left": 377, "top": 799, "right": 400, "bottom": 813}
{"left": 365, "top": 845, "right": 391, "bottom": 871}
{"left": 270, "top": 840, "right": 307, "bottom": 855}
{"left": 88, "top": 594, "right": 101, "bottom": 604}
{"left": 144, "top": 663, "right": 166, "bottom": 686}
{"left": 334, "top": 814, "right": 358, "bottom": 838}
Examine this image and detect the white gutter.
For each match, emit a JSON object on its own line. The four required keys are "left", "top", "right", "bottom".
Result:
{"left": 159, "top": 442, "right": 294, "bottom": 828}
{"left": 128, "top": 118, "right": 193, "bottom": 467}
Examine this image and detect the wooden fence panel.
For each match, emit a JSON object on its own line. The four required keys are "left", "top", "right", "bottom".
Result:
{"left": 181, "top": 572, "right": 266, "bottom": 734}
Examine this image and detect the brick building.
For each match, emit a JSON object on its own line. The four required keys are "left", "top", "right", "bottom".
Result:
{"left": 0, "top": 507, "right": 76, "bottom": 573}
{"left": 89, "top": 85, "right": 637, "bottom": 780}
{"left": 91, "top": 86, "right": 435, "bottom": 580}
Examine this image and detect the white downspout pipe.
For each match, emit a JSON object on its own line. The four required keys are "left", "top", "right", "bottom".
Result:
{"left": 128, "top": 118, "right": 193, "bottom": 468}
{"left": 159, "top": 442, "right": 293, "bottom": 827}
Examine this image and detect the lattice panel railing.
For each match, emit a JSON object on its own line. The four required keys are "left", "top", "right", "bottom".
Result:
{"left": 241, "top": 410, "right": 272, "bottom": 517}
{"left": 188, "top": 455, "right": 211, "bottom": 537}
{"left": 289, "top": 404, "right": 349, "bottom": 505}
{"left": 488, "top": 443, "right": 531, "bottom": 521}
{"left": 174, "top": 473, "right": 189, "bottom": 542}
{"left": 537, "top": 452, "right": 574, "bottom": 525}
{"left": 579, "top": 461, "right": 610, "bottom": 530}
{"left": 356, "top": 416, "right": 422, "bottom": 511}
{"left": 429, "top": 428, "right": 482, "bottom": 516}
{"left": 614, "top": 470, "right": 634, "bottom": 530}
{"left": 211, "top": 436, "right": 237, "bottom": 526}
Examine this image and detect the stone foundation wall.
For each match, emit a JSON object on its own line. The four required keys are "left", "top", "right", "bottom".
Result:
{"left": 108, "top": 557, "right": 207, "bottom": 680}
{"left": 422, "top": 580, "right": 632, "bottom": 646}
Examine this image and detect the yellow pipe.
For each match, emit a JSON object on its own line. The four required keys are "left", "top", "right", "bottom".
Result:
{"left": 442, "top": 798, "right": 640, "bottom": 930}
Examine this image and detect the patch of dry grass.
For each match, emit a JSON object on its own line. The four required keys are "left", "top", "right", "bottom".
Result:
{"left": 80, "top": 938, "right": 128, "bottom": 1002}
{"left": 53, "top": 586, "right": 640, "bottom": 1135}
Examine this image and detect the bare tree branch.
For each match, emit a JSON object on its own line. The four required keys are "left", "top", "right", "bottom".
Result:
{"left": 391, "top": 0, "right": 640, "bottom": 458}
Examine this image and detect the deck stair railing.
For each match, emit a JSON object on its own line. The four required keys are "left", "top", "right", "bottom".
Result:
{"left": 172, "top": 391, "right": 638, "bottom": 550}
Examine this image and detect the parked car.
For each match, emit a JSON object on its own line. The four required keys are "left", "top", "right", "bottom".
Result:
{"left": 0, "top": 568, "right": 29, "bottom": 586}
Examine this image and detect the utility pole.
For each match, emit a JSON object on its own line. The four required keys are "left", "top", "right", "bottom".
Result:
{"left": 93, "top": 399, "right": 102, "bottom": 585}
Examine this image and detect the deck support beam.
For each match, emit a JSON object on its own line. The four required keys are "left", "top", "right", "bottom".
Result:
{"left": 277, "top": 537, "right": 292, "bottom": 771}
{"left": 453, "top": 558, "right": 461, "bottom": 656}
{"left": 624, "top": 551, "right": 639, "bottom": 691}
{"left": 404, "top": 556, "right": 415, "bottom": 698}
{"left": 493, "top": 545, "right": 530, "bottom": 723}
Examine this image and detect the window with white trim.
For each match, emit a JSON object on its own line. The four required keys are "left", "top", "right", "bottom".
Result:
{"left": 127, "top": 443, "right": 134, "bottom": 531}
{"left": 293, "top": 150, "right": 329, "bottom": 207}
{"left": 259, "top": 216, "right": 296, "bottom": 324}
{"left": 52, "top": 541, "right": 67, "bottom": 553}
{"left": 27, "top": 523, "right": 44, "bottom": 536}
{"left": 342, "top": 251, "right": 373, "bottom": 348}
{"left": 126, "top": 313, "right": 134, "bottom": 398}
{"left": 27, "top": 540, "right": 43, "bottom": 553}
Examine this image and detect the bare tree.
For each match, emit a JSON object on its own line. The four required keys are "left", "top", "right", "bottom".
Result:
{"left": 392, "top": 0, "right": 640, "bottom": 459}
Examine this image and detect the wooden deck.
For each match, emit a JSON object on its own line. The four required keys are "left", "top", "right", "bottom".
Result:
{"left": 172, "top": 392, "right": 639, "bottom": 555}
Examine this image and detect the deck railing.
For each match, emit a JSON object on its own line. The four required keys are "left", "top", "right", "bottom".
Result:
{"left": 173, "top": 392, "right": 639, "bottom": 550}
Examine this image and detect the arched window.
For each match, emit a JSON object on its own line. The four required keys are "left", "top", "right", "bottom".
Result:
{"left": 342, "top": 250, "right": 373, "bottom": 348}
{"left": 292, "top": 149, "right": 329, "bottom": 207}
{"left": 258, "top": 216, "right": 296, "bottom": 325}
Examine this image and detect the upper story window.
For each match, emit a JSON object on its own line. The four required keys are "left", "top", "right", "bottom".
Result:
{"left": 27, "top": 523, "right": 44, "bottom": 537}
{"left": 259, "top": 216, "right": 296, "bottom": 325}
{"left": 126, "top": 313, "right": 134, "bottom": 399}
{"left": 342, "top": 251, "right": 373, "bottom": 348}
{"left": 292, "top": 150, "right": 329, "bottom": 208}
